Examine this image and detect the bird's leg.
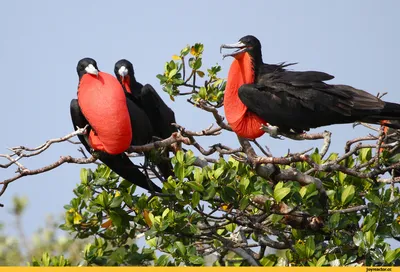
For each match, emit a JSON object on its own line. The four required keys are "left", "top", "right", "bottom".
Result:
{"left": 260, "top": 124, "right": 283, "bottom": 139}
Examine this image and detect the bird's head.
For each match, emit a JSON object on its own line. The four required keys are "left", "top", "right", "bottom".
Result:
{"left": 114, "top": 59, "right": 137, "bottom": 94}
{"left": 76, "top": 58, "right": 99, "bottom": 79}
{"left": 220, "top": 35, "right": 262, "bottom": 62}
{"left": 114, "top": 59, "right": 135, "bottom": 81}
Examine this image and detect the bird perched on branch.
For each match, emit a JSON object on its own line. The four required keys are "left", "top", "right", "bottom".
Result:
{"left": 114, "top": 59, "right": 176, "bottom": 179}
{"left": 220, "top": 35, "right": 400, "bottom": 140}
{"left": 70, "top": 58, "right": 161, "bottom": 192}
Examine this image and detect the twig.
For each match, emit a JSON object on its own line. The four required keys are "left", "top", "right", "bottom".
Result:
{"left": 328, "top": 205, "right": 368, "bottom": 214}
{"left": 0, "top": 155, "right": 97, "bottom": 198}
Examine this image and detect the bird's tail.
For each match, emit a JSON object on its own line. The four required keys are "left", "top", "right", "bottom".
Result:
{"left": 99, "top": 153, "right": 162, "bottom": 192}
{"left": 363, "top": 102, "right": 400, "bottom": 129}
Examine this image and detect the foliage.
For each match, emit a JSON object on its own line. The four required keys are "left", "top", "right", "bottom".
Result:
{"left": 2, "top": 43, "right": 400, "bottom": 267}
{"left": 0, "top": 196, "right": 87, "bottom": 266}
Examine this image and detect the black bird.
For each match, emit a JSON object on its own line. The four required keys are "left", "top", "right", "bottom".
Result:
{"left": 70, "top": 58, "right": 161, "bottom": 192}
{"left": 114, "top": 59, "right": 176, "bottom": 179}
{"left": 220, "top": 35, "right": 400, "bottom": 140}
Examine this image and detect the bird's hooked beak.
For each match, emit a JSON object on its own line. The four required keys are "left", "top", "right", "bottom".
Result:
{"left": 118, "top": 66, "right": 128, "bottom": 78}
{"left": 220, "top": 41, "right": 248, "bottom": 59}
{"left": 85, "top": 64, "right": 99, "bottom": 76}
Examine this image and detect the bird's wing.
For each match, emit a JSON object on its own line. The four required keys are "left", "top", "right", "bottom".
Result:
{"left": 238, "top": 71, "right": 384, "bottom": 132}
{"left": 70, "top": 99, "right": 92, "bottom": 152}
{"left": 140, "top": 84, "right": 177, "bottom": 139}
{"left": 125, "top": 97, "right": 154, "bottom": 146}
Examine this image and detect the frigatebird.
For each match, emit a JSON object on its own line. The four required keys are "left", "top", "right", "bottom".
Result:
{"left": 220, "top": 35, "right": 400, "bottom": 140}
{"left": 70, "top": 58, "right": 161, "bottom": 192}
{"left": 114, "top": 59, "right": 176, "bottom": 179}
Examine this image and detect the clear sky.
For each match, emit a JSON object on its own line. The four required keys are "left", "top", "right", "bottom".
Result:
{"left": 0, "top": 0, "right": 399, "bottom": 248}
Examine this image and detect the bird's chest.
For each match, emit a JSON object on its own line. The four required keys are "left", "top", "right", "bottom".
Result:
{"left": 229, "top": 110, "right": 267, "bottom": 139}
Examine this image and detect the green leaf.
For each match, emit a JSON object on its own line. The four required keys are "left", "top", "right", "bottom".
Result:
{"left": 95, "top": 178, "right": 108, "bottom": 186}
{"left": 185, "top": 150, "right": 197, "bottom": 165}
{"left": 192, "top": 191, "right": 200, "bottom": 207}
{"left": 294, "top": 242, "right": 306, "bottom": 259}
{"left": 203, "top": 186, "right": 216, "bottom": 200}
{"left": 328, "top": 213, "right": 340, "bottom": 229}
{"left": 260, "top": 255, "right": 276, "bottom": 266}
{"left": 364, "top": 230, "right": 374, "bottom": 248}
{"left": 169, "top": 68, "right": 177, "bottom": 78}
{"left": 174, "top": 164, "right": 184, "bottom": 182}
{"left": 189, "top": 256, "right": 204, "bottom": 265}
{"left": 353, "top": 231, "right": 364, "bottom": 246}
{"left": 100, "top": 166, "right": 111, "bottom": 179}
{"left": 186, "top": 181, "right": 204, "bottom": 192}
{"left": 193, "top": 58, "right": 202, "bottom": 70}
{"left": 384, "top": 249, "right": 398, "bottom": 264}
{"left": 225, "top": 223, "right": 236, "bottom": 232}
{"left": 316, "top": 255, "right": 326, "bottom": 266}
{"left": 109, "top": 211, "right": 122, "bottom": 227}
{"left": 268, "top": 214, "right": 284, "bottom": 224}
{"left": 341, "top": 185, "right": 355, "bottom": 205}
{"left": 176, "top": 151, "right": 184, "bottom": 164}
{"left": 388, "top": 153, "right": 400, "bottom": 164}
{"left": 305, "top": 236, "right": 315, "bottom": 258}
{"left": 299, "top": 187, "right": 307, "bottom": 198}
{"left": 193, "top": 168, "right": 203, "bottom": 183}
{"left": 337, "top": 172, "right": 347, "bottom": 184}
{"left": 110, "top": 195, "right": 124, "bottom": 208}
{"left": 239, "top": 176, "right": 250, "bottom": 194}
{"left": 198, "top": 87, "right": 207, "bottom": 99}
{"left": 311, "top": 150, "right": 321, "bottom": 164}
{"left": 220, "top": 186, "right": 237, "bottom": 203}
{"left": 80, "top": 168, "right": 88, "bottom": 184}
{"left": 214, "top": 167, "right": 224, "bottom": 179}
{"left": 239, "top": 196, "right": 250, "bottom": 210}
{"left": 359, "top": 147, "right": 372, "bottom": 163}
{"left": 161, "top": 208, "right": 170, "bottom": 219}
{"left": 362, "top": 214, "right": 377, "bottom": 232}
{"left": 366, "top": 192, "right": 381, "bottom": 205}
{"left": 175, "top": 241, "right": 186, "bottom": 256}
{"left": 274, "top": 186, "right": 290, "bottom": 202}
{"left": 370, "top": 249, "right": 384, "bottom": 263}
{"left": 156, "top": 255, "right": 170, "bottom": 266}
{"left": 180, "top": 46, "right": 190, "bottom": 56}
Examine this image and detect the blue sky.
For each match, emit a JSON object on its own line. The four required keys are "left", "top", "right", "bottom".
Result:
{"left": 0, "top": 0, "right": 399, "bottom": 249}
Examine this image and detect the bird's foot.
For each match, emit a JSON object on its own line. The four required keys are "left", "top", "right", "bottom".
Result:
{"left": 75, "top": 124, "right": 89, "bottom": 135}
{"left": 260, "top": 124, "right": 283, "bottom": 139}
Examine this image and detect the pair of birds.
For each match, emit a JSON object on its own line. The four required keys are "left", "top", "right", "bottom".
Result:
{"left": 71, "top": 59, "right": 176, "bottom": 192}
{"left": 71, "top": 35, "right": 400, "bottom": 192}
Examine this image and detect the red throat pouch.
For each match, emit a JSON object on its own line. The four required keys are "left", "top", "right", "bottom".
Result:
{"left": 78, "top": 72, "right": 132, "bottom": 154}
{"left": 224, "top": 53, "right": 267, "bottom": 139}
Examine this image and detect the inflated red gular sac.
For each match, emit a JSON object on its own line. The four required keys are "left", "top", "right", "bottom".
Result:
{"left": 221, "top": 35, "right": 400, "bottom": 140}
{"left": 77, "top": 61, "right": 132, "bottom": 154}
{"left": 70, "top": 58, "right": 161, "bottom": 192}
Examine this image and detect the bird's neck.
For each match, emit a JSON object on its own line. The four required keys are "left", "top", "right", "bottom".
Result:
{"left": 224, "top": 53, "right": 255, "bottom": 124}
{"left": 121, "top": 76, "right": 142, "bottom": 96}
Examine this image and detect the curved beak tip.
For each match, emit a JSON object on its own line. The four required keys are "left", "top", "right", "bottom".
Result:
{"left": 85, "top": 64, "right": 99, "bottom": 76}
{"left": 118, "top": 66, "right": 128, "bottom": 78}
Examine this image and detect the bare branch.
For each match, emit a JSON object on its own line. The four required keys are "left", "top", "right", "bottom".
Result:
{"left": 0, "top": 155, "right": 97, "bottom": 198}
